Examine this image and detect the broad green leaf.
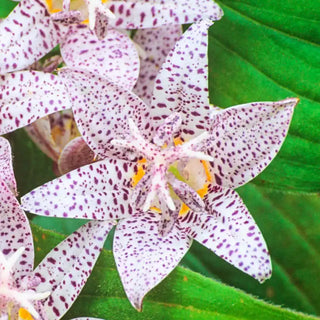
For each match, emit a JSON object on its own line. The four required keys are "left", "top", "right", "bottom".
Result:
{"left": 182, "top": 183, "right": 320, "bottom": 316}
{"left": 209, "top": 1, "right": 320, "bottom": 192}
{"left": 31, "top": 224, "right": 319, "bottom": 320}
{"left": 7, "top": 129, "right": 55, "bottom": 195}
{"left": 0, "top": 0, "right": 17, "bottom": 18}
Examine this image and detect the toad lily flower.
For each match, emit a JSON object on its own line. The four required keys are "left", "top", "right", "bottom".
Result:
{"left": 0, "top": 179, "right": 113, "bottom": 319}
{"left": 0, "top": 0, "right": 223, "bottom": 74}
{"left": 0, "top": 138, "right": 112, "bottom": 319}
{"left": 0, "top": 23, "right": 140, "bottom": 135}
{"left": 21, "top": 20, "right": 299, "bottom": 310}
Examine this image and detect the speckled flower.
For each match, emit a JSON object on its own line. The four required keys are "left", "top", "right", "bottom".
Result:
{"left": 0, "top": 21, "right": 140, "bottom": 135}
{"left": 0, "top": 186, "right": 112, "bottom": 319}
{"left": 0, "top": 137, "right": 112, "bottom": 319}
{"left": 21, "top": 20, "right": 299, "bottom": 310}
{"left": 0, "top": 0, "right": 222, "bottom": 74}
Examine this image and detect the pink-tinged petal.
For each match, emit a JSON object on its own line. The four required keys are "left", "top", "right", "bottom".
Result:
{"left": 133, "top": 25, "right": 182, "bottom": 105}
{"left": 0, "top": 180, "right": 34, "bottom": 282}
{"left": 58, "top": 136, "right": 95, "bottom": 175}
{"left": 0, "top": 137, "right": 17, "bottom": 195}
{"left": 108, "top": 0, "right": 223, "bottom": 29}
{"left": 33, "top": 220, "right": 113, "bottom": 320}
{"left": 0, "top": 0, "right": 66, "bottom": 74}
{"left": 21, "top": 158, "right": 136, "bottom": 220}
{"left": 60, "top": 26, "right": 139, "bottom": 90}
{"left": 114, "top": 212, "right": 191, "bottom": 310}
{"left": 208, "top": 98, "right": 298, "bottom": 189}
{"left": 180, "top": 186, "right": 272, "bottom": 282}
{"left": 59, "top": 68, "right": 151, "bottom": 159}
{"left": 0, "top": 71, "right": 72, "bottom": 135}
{"left": 150, "top": 20, "right": 219, "bottom": 140}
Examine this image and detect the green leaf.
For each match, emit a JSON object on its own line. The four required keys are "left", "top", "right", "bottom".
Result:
{"left": 209, "top": 0, "right": 320, "bottom": 192}
{"left": 7, "top": 129, "right": 55, "bottom": 195}
{"left": 0, "top": 0, "right": 17, "bottom": 18}
{"left": 182, "top": 183, "right": 320, "bottom": 316}
{"left": 31, "top": 224, "right": 318, "bottom": 320}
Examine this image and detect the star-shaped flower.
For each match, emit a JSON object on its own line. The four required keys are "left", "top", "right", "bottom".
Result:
{"left": 21, "top": 20, "right": 299, "bottom": 310}
{"left": 0, "top": 0, "right": 223, "bottom": 74}
{"left": 0, "top": 184, "right": 113, "bottom": 319}
{"left": 0, "top": 137, "right": 112, "bottom": 319}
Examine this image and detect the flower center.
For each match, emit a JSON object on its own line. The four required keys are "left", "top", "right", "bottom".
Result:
{"left": 0, "top": 248, "right": 50, "bottom": 320}
{"left": 111, "top": 114, "right": 213, "bottom": 234}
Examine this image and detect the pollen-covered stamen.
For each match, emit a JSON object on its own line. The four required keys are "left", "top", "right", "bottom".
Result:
{"left": 153, "top": 113, "right": 182, "bottom": 147}
{"left": 167, "top": 173, "right": 205, "bottom": 212}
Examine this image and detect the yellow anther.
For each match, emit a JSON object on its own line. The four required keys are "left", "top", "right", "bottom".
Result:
{"left": 19, "top": 308, "right": 34, "bottom": 320}
{"left": 173, "top": 137, "right": 183, "bottom": 146}
{"left": 131, "top": 158, "right": 147, "bottom": 187}
{"left": 44, "top": 0, "right": 62, "bottom": 14}
{"left": 200, "top": 160, "right": 212, "bottom": 182}
{"left": 150, "top": 206, "right": 161, "bottom": 213}
{"left": 179, "top": 203, "right": 190, "bottom": 216}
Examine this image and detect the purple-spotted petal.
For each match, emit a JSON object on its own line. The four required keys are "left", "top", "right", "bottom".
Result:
{"left": 150, "top": 20, "right": 219, "bottom": 139}
{"left": 0, "top": 0, "right": 66, "bottom": 74}
{"left": 0, "top": 71, "right": 71, "bottom": 135}
{"left": 108, "top": 0, "right": 222, "bottom": 29}
{"left": 34, "top": 220, "right": 112, "bottom": 320}
{"left": 0, "top": 180, "right": 34, "bottom": 283}
{"left": 208, "top": 98, "right": 298, "bottom": 188}
{"left": 21, "top": 158, "right": 136, "bottom": 220}
{"left": 180, "top": 186, "right": 272, "bottom": 282}
{"left": 0, "top": 137, "right": 17, "bottom": 195}
{"left": 59, "top": 68, "right": 151, "bottom": 159}
{"left": 58, "top": 136, "right": 95, "bottom": 175}
{"left": 114, "top": 212, "right": 191, "bottom": 310}
{"left": 133, "top": 25, "right": 182, "bottom": 105}
{"left": 60, "top": 26, "right": 139, "bottom": 89}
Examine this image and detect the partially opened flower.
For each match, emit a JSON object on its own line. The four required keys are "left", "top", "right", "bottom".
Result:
{"left": 0, "top": 0, "right": 222, "bottom": 74}
{"left": 22, "top": 20, "right": 299, "bottom": 310}
{"left": 25, "top": 110, "right": 95, "bottom": 175}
